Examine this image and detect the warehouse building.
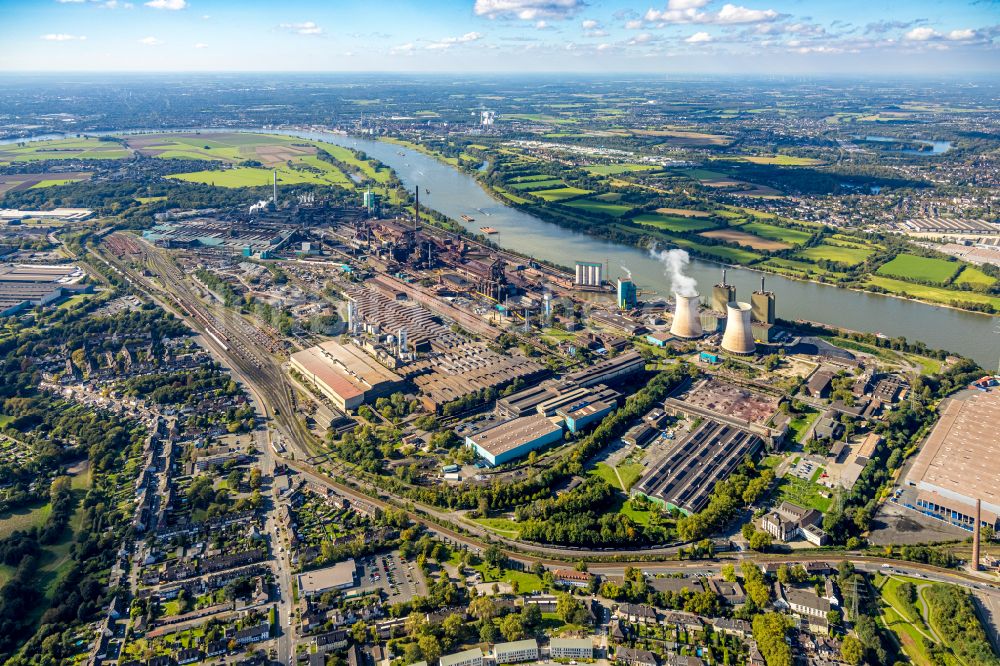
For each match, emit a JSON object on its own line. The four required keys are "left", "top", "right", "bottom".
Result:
{"left": 903, "top": 391, "right": 1000, "bottom": 531}
{"left": 564, "top": 350, "right": 645, "bottom": 387}
{"left": 465, "top": 413, "right": 564, "bottom": 466}
{"left": 296, "top": 559, "right": 358, "bottom": 597}
{"left": 556, "top": 398, "right": 616, "bottom": 434}
{"left": 290, "top": 341, "right": 403, "bottom": 412}
{"left": 634, "top": 419, "right": 763, "bottom": 515}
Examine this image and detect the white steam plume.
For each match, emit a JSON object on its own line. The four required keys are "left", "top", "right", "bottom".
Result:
{"left": 649, "top": 245, "right": 698, "bottom": 297}
{"left": 620, "top": 265, "right": 632, "bottom": 279}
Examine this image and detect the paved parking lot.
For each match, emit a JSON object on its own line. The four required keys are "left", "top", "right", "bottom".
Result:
{"left": 356, "top": 551, "right": 426, "bottom": 603}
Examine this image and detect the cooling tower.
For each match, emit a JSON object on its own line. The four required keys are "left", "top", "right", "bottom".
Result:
{"left": 670, "top": 294, "right": 703, "bottom": 339}
{"left": 721, "top": 302, "right": 756, "bottom": 354}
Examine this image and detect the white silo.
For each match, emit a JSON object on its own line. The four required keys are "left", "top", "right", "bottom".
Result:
{"left": 721, "top": 302, "right": 756, "bottom": 354}
{"left": 670, "top": 294, "right": 703, "bottom": 339}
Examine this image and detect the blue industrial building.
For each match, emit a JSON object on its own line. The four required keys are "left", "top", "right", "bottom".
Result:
{"left": 465, "top": 414, "right": 564, "bottom": 466}
{"left": 617, "top": 278, "right": 637, "bottom": 310}
{"left": 556, "top": 399, "right": 616, "bottom": 434}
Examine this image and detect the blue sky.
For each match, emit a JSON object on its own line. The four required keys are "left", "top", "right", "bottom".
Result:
{"left": 1, "top": 0, "right": 997, "bottom": 74}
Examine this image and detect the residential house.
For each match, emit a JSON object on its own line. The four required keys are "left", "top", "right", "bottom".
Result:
{"left": 616, "top": 647, "right": 657, "bottom": 666}
{"left": 494, "top": 639, "right": 539, "bottom": 664}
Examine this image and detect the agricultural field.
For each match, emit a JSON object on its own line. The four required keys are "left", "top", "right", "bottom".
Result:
{"left": 0, "top": 171, "right": 92, "bottom": 195}
{"left": 867, "top": 276, "right": 1000, "bottom": 310}
{"left": 953, "top": 265, "right": 996, "bottom": 287}
{"left": 531, "top": 186, "right": 592, "bottom": 201}
{"left": 508, "top": 178, "right": 564, "bottom": 191}
{"left": 795, "top": 242, "right": 874, "bottom": 267}
{"left": 584, "top": 163, "right": 658, "bottom": 176}
{"left": 0, "top": 137, "right": 130, "bottom": 165}
{"left": 759, "top": 258, "right": 845, "bottom": 280}
{"left": 654, "top": 207, "right": 713, "bottom": 218}
{"left": 738, "top": 222, "right": 813, "bottom": 246}
{"left": 669, "top": 237, "right": 763, "bottom": 264}
{"left": 168, "top": 166, "right": 343, "bottom": 188}
{"left": 875, "top": 253, "right": 961, "bottom": 284}
{"left": 559, "top": 197, "right": 634, "bottom": 217}
{"left": 699, "top": 228, "right": 791, "bottom": 251}
{"left": 738, "top": 155, "right": 822, "bottom": 166}
{"left": 632, "top": 212, "right": 718, "bottom": 233}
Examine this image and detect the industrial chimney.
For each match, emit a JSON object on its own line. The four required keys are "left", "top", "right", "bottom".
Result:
{"left": 721, "top": 302, "right": 756, "bottom": 354}
{"left": 272, "top": 170, "right": 277, "bottom": 204}
{"left": 670, "top": 294, "right": 703, "bottom": 339}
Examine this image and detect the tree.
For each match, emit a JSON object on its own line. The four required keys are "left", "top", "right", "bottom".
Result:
{"left": 350, "top": 621, "right": 369, "bottom": 644}
{"left": 499, "top": 614, "right": 525, "bottom": 641}
{"left": 826, "top": 609, "right": 842, "bottom": 629}
{"left": 418, "top": 634, "right": 441, "bottom": 665}
{"left": 749, "top": 530, "right": 772, "bottom": 552}
{"left": 442, "top": 613, "right": 464, "bottom": 641}
{"left": 469, "top": 597, "right": 498, "bottom": 621}
{"left": 405, "top": 611, "right": 427, "bottom": 636}
{"left": 752, "top": 613, "right": 791, "bottom": 666}
{"left": 777, "top": 564, "right": 790, "bottom": 584}
{"left": 840, "top": 636, "right": 863, "bottom": 665}
{"left": 557, "top": 593, "right": 587, "bottom": 625}
{"left": 480, "top": 620, "right": 498, "bottom": 643}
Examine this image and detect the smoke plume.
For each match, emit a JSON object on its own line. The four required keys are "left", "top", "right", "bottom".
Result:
{"left": 620, "top": 265, "right": 632, "bottom": 279}
{"left": 650, "top": 246, "right": 698, "bottom": 297}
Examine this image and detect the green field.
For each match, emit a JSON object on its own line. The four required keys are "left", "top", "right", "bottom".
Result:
{"left": 169, "top": 167, "right": 329, "bottom": 188}
{"left": 0, "top": 137, "right": 130, "bottom": 164}
{"left": 740, "top": 155, "right": 822, "bottom": 166}
{"left": 632, "top": 213, "right": 718, "bottom": 233}
{"left": 867, "top": 275, "right": 1000, "bottom": 309}
{"left": 590, "top": 462, "right": 644, "bottom": 492}
{"left": 0, "top": 502, "right": 52, "bottom": 539}
{"left": 669, "top": 236, "right": 763, "bottom": 264}
{"left": 953, "top": 265, "right": 997, "bottom": 287}
{"left": 471, "top": 516, "right": 520, "bottom": 538}
{"left": 680, "top": 167, "right": 732, "bottom": 181}
{"left": 532, "top": 186, "right": 592, "bottom": 201}
{"left": 739, "top": 222, "right": 813, "bottom": 246}
{"left": 508, "top": 178, "right": 564, "bottom": 191}
{"left": 772, "top": 473, "right": 832, "bottom": 512}
{"left": 787, "top": 407, "right": 820, "bottom": 443}
{"left": 585, "top": 164, "right": 658, "bottom": 176}
{"left": 560, "top": 198, "right": 634, "bottom": 217}
{"left": 758, "top": 258, "right": 845, "bottom": 280}
{"left": 876, "top": 254, "right": 960, "bottom": 283}
{"left": 795, "top": 242, "right": 874, "bottom": 267}
{"left": 29, "top": 178, "right": 86, "bottom": 189}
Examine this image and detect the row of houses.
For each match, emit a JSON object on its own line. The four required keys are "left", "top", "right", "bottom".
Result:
{"left": 439, "top": 638, "right": 594, "bottom": 666}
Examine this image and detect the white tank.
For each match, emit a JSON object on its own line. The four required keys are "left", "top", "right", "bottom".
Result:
{"left": 670, "top": 294, "right": 703, "bottom": 339}
{"left": 721, "top": 301, "right": 756, "bottom": 354}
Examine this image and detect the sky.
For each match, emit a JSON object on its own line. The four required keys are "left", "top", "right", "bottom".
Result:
{"left": 1, "top": 0, "right": 998, "bottom": 75}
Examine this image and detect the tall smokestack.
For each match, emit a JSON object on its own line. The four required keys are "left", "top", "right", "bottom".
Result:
{"left": 723, "top": 269, "right": 727, "bottom": 285}
{"left": 272, "top": 170, "right": 277, "bottom": 204}
{"left": 722, "top": 302, "right": 756, "bottom": 355}
{"left": 973, "top": 498, "right": 982, "bottom": 571}
{"left": 670, "top": 294, "right": 703, "bottom": 339}
{"left": 761, "top": 275, "right": 765, "bottom": 293}
{"left": 414, "top": 186, "right": 419, "bottom": 229}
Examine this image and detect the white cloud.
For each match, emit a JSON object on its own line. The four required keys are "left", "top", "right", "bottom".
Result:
{"left": 473, "top": 0, "right": 584, "bottom": 21}
{"left": 101, "top": 1, "right": 134, "bottom": 8}
{"left": 596, "top": 42, "right": 612, "bottom": 50}
{"left": 644, "top": 2, "right": 778, "bottom": 25}
{"left": 946, "top": 28, "right": 976, "bottom": 41}
{"left": 715, "top": 4, "right": 777, "bottom": 23}
{"left": 144, "top": 0, "right": 185, "bottom": 8}
{"left": 625, "top": 19, "right": 643, "bottom": 29}
{"left": 535, "top": 20, "right": 550, "bottom": 29}
{"left": 279, "top": 21, "right": 323, "bottom": 36}
{"left": 55, "top": 0, "right": 87, "bottom": 3}
{"left": 685, "top": 31, "right": 712, "bottom": 42}
{"left": 668, "top": 0, "right": 709, "bottom": 9}
{"left": 630, "top": 32, "right": 654, "bottom": 43}
{"left": 581, "top": 19, "right": 599, "bottom": 29}
{"left": 194, "top": 42, "right": 207, "bottom": 48}
{"left": 427, "top": 31, "right": 483, "bottom": 49}
{"left": 138, "top": 35, "right": 163, "bottom": 45}
{"left": 390, "top": 43, "right": 415, "bottom": 55}
{"left": 41, "top": 33, "right": 87, "bottom": 41}
{"left": 904, "top": 26, "right": 937, "bottom": 41}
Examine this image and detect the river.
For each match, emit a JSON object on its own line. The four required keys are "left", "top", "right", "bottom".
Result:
{"left": 4, "top": 128, "right": 997, "bottom": 368}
